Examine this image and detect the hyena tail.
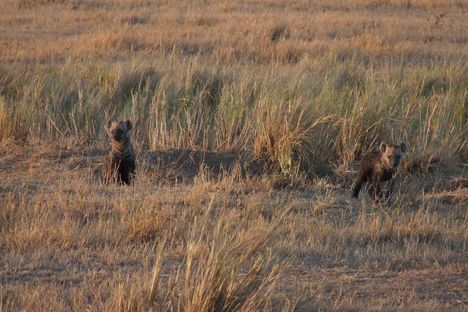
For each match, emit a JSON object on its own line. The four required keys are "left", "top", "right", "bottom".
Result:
{"left": 352, "top": 175, "right": 366, "bottom": 198}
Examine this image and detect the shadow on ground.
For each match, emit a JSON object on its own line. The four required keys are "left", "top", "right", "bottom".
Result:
{"left": 140, "top": 149, "right": 266, "bottom": 182}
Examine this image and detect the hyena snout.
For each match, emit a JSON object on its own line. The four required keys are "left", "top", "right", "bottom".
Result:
{"left": 392, "top": 154, "right": 402, "bottom": 167}
{"left": 112, "top": 128, "right": 125, "bottom": 141}
{"left": 381, "top": 142, "right": 407, "bottom": 168}
{"left": 107, "top": 120, "right": 132, "bottom": 142}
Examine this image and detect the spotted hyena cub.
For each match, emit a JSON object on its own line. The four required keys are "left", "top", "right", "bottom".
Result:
{"left": 103, "top": 120, "right": 136, "bottom": 185}
{"left": 352, "top": 142, "right": 407, "bottom": 202}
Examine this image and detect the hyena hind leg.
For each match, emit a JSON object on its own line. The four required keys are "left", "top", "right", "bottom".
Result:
{"left": 383, "top": 180, "right": 395, "bottom": 199}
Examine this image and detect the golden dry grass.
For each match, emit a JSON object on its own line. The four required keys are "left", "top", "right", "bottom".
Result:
{"left": 0, "top": 0, "right": 467, "bottom": 311}
{"left": 1, "top": 0, "right": 467, "bottom": 64}
{"left": 0, "top": 144, "right": 467, "bottom": 311}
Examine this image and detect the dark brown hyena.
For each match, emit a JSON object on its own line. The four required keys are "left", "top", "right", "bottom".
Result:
{"left": 103, "top": 120, "right": 136, "bottom": 185}
{"left": 352, "top": 142, "right": 407, "bottom": 202}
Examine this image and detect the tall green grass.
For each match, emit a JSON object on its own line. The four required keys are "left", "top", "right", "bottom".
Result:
{"left": 1, "top": 54, "right": 466, "bottom": 171}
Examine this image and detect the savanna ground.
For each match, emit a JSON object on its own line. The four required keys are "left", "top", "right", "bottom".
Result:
{"left": 0, "top": 0, "right": 467, "bottom": 311}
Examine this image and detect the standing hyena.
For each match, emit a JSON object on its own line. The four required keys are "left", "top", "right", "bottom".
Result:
{"left": 103, "top": 120, "right": 136, "bottom": 185}
{"left": 352, "top": 142, "right": 407, "bottom": 202}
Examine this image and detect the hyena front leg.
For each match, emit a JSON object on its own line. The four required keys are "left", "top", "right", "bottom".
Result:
{"left": 352, "top": 175, "right": 366, "bottom": 198}
{"left": 384, "top": 179, "right": 395, "bottom": 200}
{"left": 369, "top": 180, "right": 383, "bottom": 202}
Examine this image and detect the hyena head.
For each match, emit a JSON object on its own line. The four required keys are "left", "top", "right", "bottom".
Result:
{"left": 380, "top": 142, "right": 407, "bottom": 168}
{"left": 107, "top": 120, "right": 132, "bottom": 144}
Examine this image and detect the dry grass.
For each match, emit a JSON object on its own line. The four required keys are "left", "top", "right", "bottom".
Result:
{"left": 0, "top": 1, "right": 467, "bottom": 311}
{"left": 1, "top": 144, "right": 466, "bottom": 311}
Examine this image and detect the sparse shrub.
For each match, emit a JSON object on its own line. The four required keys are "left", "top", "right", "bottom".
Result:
{"left": 420, "top": 78, "right": 449, "bottom": 97}
{"left": 334, "top": 68, "right": 365, "bottom": 92}
{"left": 0, "top": 96, "right": 20, "bottom": 142}
{"left": 112, "top": 66, "right": 160, "bottom": 108}
{"left": 270, "top": 25, "right": 290, "bottom": 42}
{"left": 120, "top": 15, "right": 148, "bottom": 26}
{"left": 14, "top": 0, "right": 71, "bottom": 8}
{"left": 253, "top": 99, "right": 331, "bottom": 176}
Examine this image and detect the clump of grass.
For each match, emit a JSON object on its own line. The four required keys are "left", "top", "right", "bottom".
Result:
{"left": 117, "top": 196, "right": 288, "bottom": 312}
{"left": 253, "top": 99, "right": 332, "bottom": 175}
{"left": 270, "top": 25, "right": 290, "bottom": 42}
{"left": 0, "top": 96, "right": 18, "bottom": 143}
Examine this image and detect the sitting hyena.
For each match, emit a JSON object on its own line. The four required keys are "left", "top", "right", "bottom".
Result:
{"left": 103, "top": 120, "right": 136, "bottom": 185}
{"left": 352, "top": 142, "right": 407, "bottom": 202}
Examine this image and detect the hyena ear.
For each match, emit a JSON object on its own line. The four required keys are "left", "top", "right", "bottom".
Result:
{"left": 399, "top": 142, "right": 407, "bottom": 153}
{"left": 379, "top": 142, "right": 387, "bottom": 153}
{"left": 125, "top": 120, "right": 132, "bottom": 130}
{"left": 106, "top": 120, "right": 113, "bottom": 129}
